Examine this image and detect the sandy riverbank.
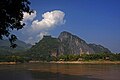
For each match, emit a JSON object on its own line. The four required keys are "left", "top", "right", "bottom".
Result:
{"left": 0, "top": 62, "right": 16, "bottom": 65}
{"left": 48, "top": 61, "right": 120, "bottom": 64}
{"left": 1, "top": 61, "right": 120, "bottom": 65}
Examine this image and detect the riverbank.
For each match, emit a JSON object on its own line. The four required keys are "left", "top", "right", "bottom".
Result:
{"left": 30, "top": 61, "right": 120, "bottom": 64}
{"left": 1, "top": 61, "right": 120, "bottom": 65}
{"left": 0, "top": 62, "right": 16, "bottom": 65}
{"left": 49, "top": 61, "right": 120, "bottom": 64}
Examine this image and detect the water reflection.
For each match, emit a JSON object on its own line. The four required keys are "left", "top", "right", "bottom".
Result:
{"left": 0, "top": 70, "right": 102, "bottom": 80}
{"left": 30, "top": 71, "right": 103, "bottom": 80}
{"left": 0, "top": 70, "right": 32, "bottom": 80}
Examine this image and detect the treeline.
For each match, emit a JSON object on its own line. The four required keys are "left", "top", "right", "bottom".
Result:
{"left": 29, "top": 53, "right": 120, "bottom": 61}
{"left": 0, "top": 53, "right": 120, "bottom": 62}
{"left": 0, "top": 54, "right": 30, "bottom": 63}
{"left": 52, "top": 53, "right": 120, "bottom": 61}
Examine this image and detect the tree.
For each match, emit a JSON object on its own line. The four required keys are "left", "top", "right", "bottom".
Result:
{"left": 0, "top": 0, "right": 32, "bottom": 48}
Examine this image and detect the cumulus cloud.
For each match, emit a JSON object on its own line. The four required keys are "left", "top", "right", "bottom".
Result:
{"left": 31, "top": 10, "right": 65, "bottom": 31}
{"left": 23, "top": 11, "right": 36, "bottom": 22}
{"left": 20, "top": 10, "right": 65, "bottom": 44}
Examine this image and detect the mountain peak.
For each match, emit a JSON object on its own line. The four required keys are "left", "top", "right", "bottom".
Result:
{"left": 60, "top": 31, "right": 72, "bottom": 35}
{"left": 59, "top": 31, "right": 86, "bottom": 43}
{"left": 58, "top": 31, "right": 94, "bottom": 54}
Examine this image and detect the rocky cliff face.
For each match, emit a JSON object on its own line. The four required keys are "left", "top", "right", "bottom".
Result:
{"left": 58, "top": 31, "right": 95, "bottom": 55}
{"left": 30, "top": 31, "right": 111, "bottom": 57}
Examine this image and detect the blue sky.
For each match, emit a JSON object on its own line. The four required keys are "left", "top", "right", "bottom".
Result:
{"left": 16, "top": 0, "right": 120, "bottom": 53}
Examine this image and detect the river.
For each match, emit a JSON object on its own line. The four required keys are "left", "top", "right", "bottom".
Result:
{"left": 0, "top": 63, "right": 120, "bottom": 80}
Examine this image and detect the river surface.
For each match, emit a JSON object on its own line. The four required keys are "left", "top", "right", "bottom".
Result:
{"left": 0, "top": 63, "right": 120, "bottom": 80}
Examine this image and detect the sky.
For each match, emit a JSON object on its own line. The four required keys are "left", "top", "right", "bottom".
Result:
{"left": 15, "top": 0, "right": 120, "bottom": 53}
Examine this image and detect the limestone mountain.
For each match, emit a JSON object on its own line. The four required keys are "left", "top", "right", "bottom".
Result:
{"left": 30, "top": 31, "right": 111, "bottom": 57}
{"left": 58, "top": 31, "right": 95, "bottom": 54}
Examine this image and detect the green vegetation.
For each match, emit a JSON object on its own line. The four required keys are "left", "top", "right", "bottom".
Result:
{"left": 57, "top": 53, "right": 120, "bottom": 61}
{"left": 58, "top": 54, "right": 80, "bottom": 61}
{"left": 29, "top": 36, "right": 60, "bottom": 61}
{"left": 0, "top": 54, "right": 30, "bottom": 63}
{"left": 0, "top": 52, "right": 120, "bottom": 63}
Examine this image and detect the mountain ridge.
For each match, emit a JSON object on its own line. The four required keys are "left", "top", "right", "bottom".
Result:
{"left": 30, "top": 31, "right": 111, "bottom": 57}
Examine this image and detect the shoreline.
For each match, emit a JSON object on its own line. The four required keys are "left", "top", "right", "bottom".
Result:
{"left": 48, "top": 61, "right": 120, "bottom": 64}
{"left": 30, "top": 61, "right": 120, "bottom": 64}
{"left": 0, "top": 62, "right": 16, "bottom": 65}
{"left": 0, "top": 61, "right": 120, "bottom": 65}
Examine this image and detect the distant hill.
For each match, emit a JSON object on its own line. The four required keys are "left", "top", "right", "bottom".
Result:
{"left": 88, "top": 43, "right": 111, "bottom": 53}
{"left": 30, "top": 31, "right": 111, "bottom": 57}
{"left": 0, "top": 39, "right": 32, "bottom": 54}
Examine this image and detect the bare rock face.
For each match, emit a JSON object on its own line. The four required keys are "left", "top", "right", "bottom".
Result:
{"left": 58, "top": 31, "right": 95, "bottom": 55}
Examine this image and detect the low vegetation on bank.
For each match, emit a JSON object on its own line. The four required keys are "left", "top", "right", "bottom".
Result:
{"left": 0, "top": 53, "right": 120, "bottom": 63}
{"left": 51, "top": 53, "right": 120, "bottom": 61}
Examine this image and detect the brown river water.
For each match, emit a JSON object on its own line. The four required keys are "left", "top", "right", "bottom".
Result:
{"left": 0, "top": 63, "right": 120, "bottom": 80}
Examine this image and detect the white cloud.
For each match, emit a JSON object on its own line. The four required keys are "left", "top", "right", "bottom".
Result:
{"left": 31, "top": 10, "right": 65, "bottom": 31}
{"left": 19, "top": 10, "right": 65, "bottom": 44}
{"left": 23, "top": 11, "right": 36, "bottom": 22}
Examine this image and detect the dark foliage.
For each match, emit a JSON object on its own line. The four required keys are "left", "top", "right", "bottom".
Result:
{"left": 57, "top": 53, "right": 120, "bottom": 61}
{"left": 0, "top": 0, "right": 32, "bottom": 48}
{"left": 29, "top": 36, "right": 60, "bottom": 61}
